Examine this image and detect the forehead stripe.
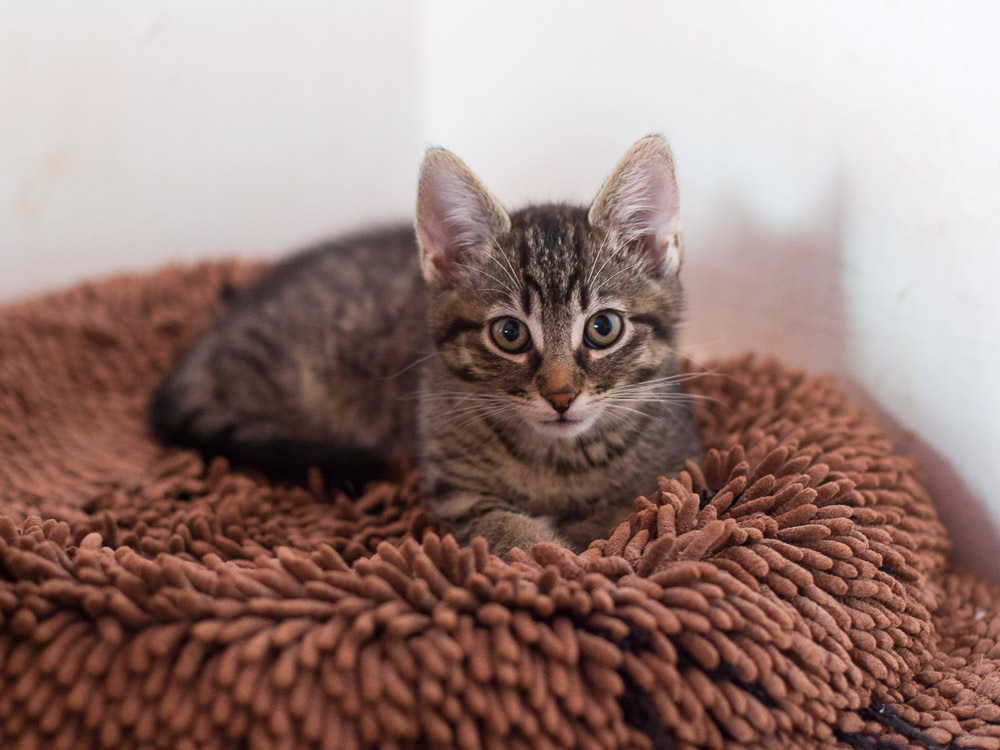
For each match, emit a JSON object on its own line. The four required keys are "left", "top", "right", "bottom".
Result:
{"left": 563, "top": 267, "right": 581, "bottom": 305}
{"left": 521, "top": 272, "right": 544, "bottom": 315}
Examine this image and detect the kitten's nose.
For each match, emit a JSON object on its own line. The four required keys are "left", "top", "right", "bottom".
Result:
{"left": 545, "top": 386, "right": 578, "bottom": 414}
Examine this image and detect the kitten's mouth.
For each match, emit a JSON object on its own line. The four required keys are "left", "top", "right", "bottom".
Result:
{"left": 534, "top": 411, "right": 597, "bottom": 438}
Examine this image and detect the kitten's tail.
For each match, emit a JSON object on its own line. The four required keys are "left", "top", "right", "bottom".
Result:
{"left": 149, "top": 367, "right": 389, "bottom": 492}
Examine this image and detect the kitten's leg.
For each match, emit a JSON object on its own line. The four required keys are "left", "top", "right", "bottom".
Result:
{"left": 558, "top": 504, "right": 634, "bottom": 553}
{"left": 431, "top": 491, "right": 566, "bottom": 558}
{"left": 465, "top": 509, "right": 566, "bottom": 560}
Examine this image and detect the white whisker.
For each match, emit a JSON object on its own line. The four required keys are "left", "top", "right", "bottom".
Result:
{"left": 589, "top": 228, "right": 647, "bottom": 291}
{"left": 489, "top": 239, "right": 522, "bottom": 293}
{"left": 604, "top": 403, "right": 670, "bottom": 431}
{"left": 452, "top": 262, "right": 515, "bottom": 295}
{"left": 608, "top": 393, "right": 721, "bottom": 405}
{"left": 453, "top": 403, "right": 517, "bottom": 431}
{"left": 595, "top": 257, "right": 647, "bottom": 292}
{"left": 585, "top": 225, "right": 616, "bottom": 288}
{"left": 383, "top": 351, "right": 440, "bottom": 380}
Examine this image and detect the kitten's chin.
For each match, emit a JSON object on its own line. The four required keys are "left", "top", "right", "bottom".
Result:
{"left": 532, "top": 412, "right": 599, "bottom": 440}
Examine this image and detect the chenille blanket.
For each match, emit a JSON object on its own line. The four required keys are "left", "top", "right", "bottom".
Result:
{"left": 1, "top": 261, "right": 998, "bottom": 750}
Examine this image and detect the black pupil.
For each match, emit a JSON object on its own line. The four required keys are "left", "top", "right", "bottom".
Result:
{"left": 501, "top": 320, "right": 521, "bottom": 342}
{"left": 593, "top": 315, "right": 612, "bottom": 337}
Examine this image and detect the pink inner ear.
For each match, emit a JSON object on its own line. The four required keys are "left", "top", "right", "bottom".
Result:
{"left": 416, "top": 216, "right": 457, "bottom": 284}
{"left": 416, "top": 146, "right": 514, "bottom": 287}
{"left": 613, "top": 159, "right": 681, "bottom": 274}
{"left": 630, "top": 165, "right": 679, "bottom": 231}
{"left": 417, "top": 168, "right": 478, "bottom": 283}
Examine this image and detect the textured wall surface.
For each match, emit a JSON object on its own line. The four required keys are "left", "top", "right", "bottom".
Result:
{"left": 1, "top": 1, "right": 997, "bottom": 576}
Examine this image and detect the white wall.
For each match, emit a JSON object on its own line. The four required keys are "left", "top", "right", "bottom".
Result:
{"left": 0, "top": 1, "right": 422, "bottom": 296}
{"left": 2, "top": 1, "right": 998, "bottom": 577}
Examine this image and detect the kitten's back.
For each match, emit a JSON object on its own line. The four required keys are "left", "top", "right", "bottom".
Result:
{"left": 151, "top": 224, "right": 425, "bottom": 486}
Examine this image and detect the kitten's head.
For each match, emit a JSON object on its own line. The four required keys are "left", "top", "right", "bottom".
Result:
{"left": 415, "top": 137, "right": 686, "bottom": 440}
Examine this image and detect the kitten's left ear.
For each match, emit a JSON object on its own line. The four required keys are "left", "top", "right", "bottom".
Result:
{"left": 588, "top": 136, "right": 682, "bottom": 276}
{"left": 415, "top": 148, "right": 511, "bottom": 287}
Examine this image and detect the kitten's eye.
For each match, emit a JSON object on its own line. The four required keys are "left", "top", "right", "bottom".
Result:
{"left": 489, "top": 316, "right": 532, "bottom": 354}
{"left": 583, "top": 311, "right": 624, "bottom": 349}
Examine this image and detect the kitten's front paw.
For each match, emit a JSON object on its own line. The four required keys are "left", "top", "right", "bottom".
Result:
{"left": 449, "top": 505, "right": 571, "bottom": 561}
{"left": 478, "top": 514, "right": 567, "bottom": 561}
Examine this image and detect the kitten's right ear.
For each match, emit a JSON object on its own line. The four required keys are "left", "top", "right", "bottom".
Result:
{"left": 415, "top": 148, "right": 511, "bottom": 287}
{"left": 588, "top": 136, "right": 683, "bottom": 277}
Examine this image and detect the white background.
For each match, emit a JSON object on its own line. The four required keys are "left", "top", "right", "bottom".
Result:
{"left": 2, "top": 1, "right": 998, "bottom": 578}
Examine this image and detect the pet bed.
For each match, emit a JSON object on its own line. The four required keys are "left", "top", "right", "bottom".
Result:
{"left": 1, "top": 261, "right": 998, "bottom": 750}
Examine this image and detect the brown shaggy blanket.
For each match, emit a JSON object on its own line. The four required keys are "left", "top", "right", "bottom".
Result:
{"left": 1, "top": 261, "right": 998, "bottom": 750}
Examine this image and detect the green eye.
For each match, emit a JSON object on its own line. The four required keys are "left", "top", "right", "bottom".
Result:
{"left": 490, "top": 316, "right": 532, "bottom": 353}
{"left": 584, "top": 311, "right": 624, "bottom": 349}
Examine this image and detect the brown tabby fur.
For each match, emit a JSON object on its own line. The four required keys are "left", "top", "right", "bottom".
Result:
{"left": 152, "top": 137, "right": 700, "bottom": 557}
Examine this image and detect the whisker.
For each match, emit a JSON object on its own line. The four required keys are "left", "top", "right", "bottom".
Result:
{"left": 453, "top": 404, "right": 516, "bottom": 431}
{"left": 411, "top": 395, "right": 513, "bottom": 406}
{"left": 594, "top": 257, "right": 647, "bottom": 292}
{"left": 406, "top": 387, "right": 514, "bottom": 398}
{"left": 442, "top": 405, "right": 511, "bottom": 422}
{"left": 607, "top": 393, "right": 722, "bottom": 405}
{"left": 589, "top": 228, "right": 647, "bottom": 291}
{"left": 599, "top": 406, "right": 642, "bottom": 432}
{"left": 608, "top": 383, "right": 718, "bottom": 397}
{"left": 452, "top": 262, "right": 515, "bottom": 295}
{"left": 616, "top": 371, "right": 711, "bottom": 385}
{"left": 428, "top": 407, "right": 491, "bottom": 431}
{"left": 610, "top": 373, "right": 714, "bottom": 393}
{"left": 382, "top": 351, "right": 440, "bottom": 380}
{"left": 606, "top": 397, "right": 722, "bottom": 413}
{"left": 585, "top": 225, "right": 616, "bottom": 288}
{"left": 603, "top": 403, "right": 669, "bottom": 431}
{"left": 400, "top": 392, "right": 516, "bottom": 411}
{"left": 423, "top": 399, "right": 503, "bottom": 412}
{"left": 660, "top": 400, "right": 702, "bottom": 443}
{"left": 489, "top": 239, "right": 522, "bottom": 292}
{"left": 678, "top": 348, "right": 733, "bottom": 374}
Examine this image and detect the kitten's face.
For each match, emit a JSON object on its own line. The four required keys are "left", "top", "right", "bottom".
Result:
{"left": 415, "top": 136, "right": 685, "bottom": 443}
{"left": 426, "top": 205, "right": 683, "bottom": 440}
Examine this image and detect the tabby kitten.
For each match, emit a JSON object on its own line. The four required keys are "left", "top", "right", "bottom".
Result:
{"left": 152, "top": 136, "right": 701, "bottom": 557}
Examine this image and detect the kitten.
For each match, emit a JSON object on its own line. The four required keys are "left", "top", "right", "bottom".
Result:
{"left": 152, "top": 136, "right": 701, "bottom": 557}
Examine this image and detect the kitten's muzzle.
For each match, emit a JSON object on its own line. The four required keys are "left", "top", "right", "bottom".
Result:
{"left": 544, "top": 386, "right": 578, "bottom": 414}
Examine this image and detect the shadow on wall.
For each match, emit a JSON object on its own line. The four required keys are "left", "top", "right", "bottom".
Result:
{"left": 681, "top": 185, "right": 848, "bottom": 375}
{"left": 680, "top": 187, "right": 999, "bottom": 584}
{"left": 844, "top": 385, "right": 1000, "bottom": 586}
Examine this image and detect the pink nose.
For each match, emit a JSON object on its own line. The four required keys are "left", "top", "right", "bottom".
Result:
{"left": 545, "top": 387, "right": 578, "bottom": 414}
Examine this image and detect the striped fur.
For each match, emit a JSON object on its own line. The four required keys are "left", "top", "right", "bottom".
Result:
{"left": 152, "top": 137, "right": 700, "bottom": 557}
